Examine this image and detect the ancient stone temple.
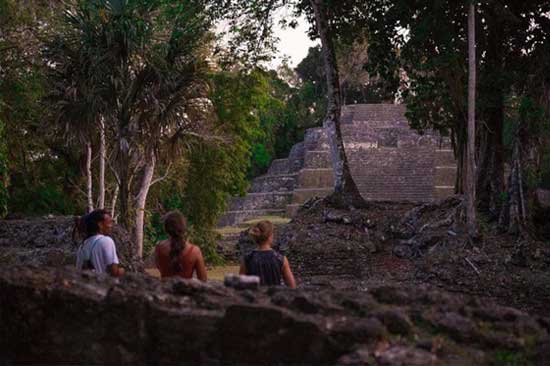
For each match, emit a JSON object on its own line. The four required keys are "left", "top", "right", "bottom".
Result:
{"left": 218, "top": 104, "right": 456, "bottom": 227}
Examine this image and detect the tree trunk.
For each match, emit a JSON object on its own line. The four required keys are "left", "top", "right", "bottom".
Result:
{"left": 452, "top": 122, "right": 467, "bottom": 194}
{"left": 86, "top": 141, "right": 94, "bottom": 213}
{"left": 466, "top": 2, "right": 477, "bottom": 237}
{"left": 476, "top": 95, "right": 505, "bottom": 217}
{"left": 117, "top": 136, "right": 131, "bottom": 229}
{"left": 110, "top": 185, "right": 119, "bottom": 219}
{"left": 134, "top": 151, "right": 155, "bottom": 258}
{"left": 98, "top": 117, "right": 106, "bottom": 209}
{"left": 310, "top": 0, "right": 365, "bottom": 207}
{"left": 498, "top": 137, "right": 526, "bottom": 235}
{"left": 476, "top": 7, "right": 505, "bottom": 218}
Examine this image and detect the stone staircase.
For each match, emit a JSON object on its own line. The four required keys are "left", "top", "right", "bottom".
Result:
{"left": 218, "top": 127, "right": 334, "bottom": 228}
{"left": 216, "top": 104, "right": 457, "bottom": 259}
{"left": 216, "top": 128, "right": 334, "bottom": 260}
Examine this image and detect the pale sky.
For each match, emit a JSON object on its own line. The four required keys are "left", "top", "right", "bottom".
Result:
{"left": 216, "top": 7, "right": 318, "bottom": 70}
{"left": 270, "top": 10, "right": 319, "bottom": 69}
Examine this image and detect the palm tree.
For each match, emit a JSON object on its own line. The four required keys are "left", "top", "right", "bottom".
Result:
{"left": 45, "top": 32, "right": 106, "bottom": 213}
{"left": 47, "top": 0, "right": 219, "bottom": 256}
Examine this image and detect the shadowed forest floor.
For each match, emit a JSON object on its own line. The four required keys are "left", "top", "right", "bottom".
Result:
{"left": 277, "top": 197, "right": 550, "bottom": 317}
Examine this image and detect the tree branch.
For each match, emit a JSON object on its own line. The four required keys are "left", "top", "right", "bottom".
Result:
{"left": 150, "top": 162, "right": 172, "bottom": 186}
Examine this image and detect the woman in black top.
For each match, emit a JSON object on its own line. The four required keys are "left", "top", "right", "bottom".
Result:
{"left": 239, "top": 220, "right": 296, "bottom": 288}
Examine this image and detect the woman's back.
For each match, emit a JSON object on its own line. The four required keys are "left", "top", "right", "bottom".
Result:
{"left": 244, "top": 249, "right": 284, "bottom": 286}
{"left": 155, "top": 241, "right": 200, "bottom": 279}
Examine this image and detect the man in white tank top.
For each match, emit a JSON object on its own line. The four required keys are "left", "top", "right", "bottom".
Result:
{"left": 75, "top": 210, "right": 124, "bottom": 277}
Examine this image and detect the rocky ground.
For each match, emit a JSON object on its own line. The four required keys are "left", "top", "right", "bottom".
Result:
{"left": 2, "top": 266, "right": 550, "bottom": 365}
{"left": 2, "top": 199, "right": 550, "bottom": 364}
{"left": 0, "top": 216, "right": 143, "bottom": 272}
{"left": 277, "top": 197, "right": 550, "bottom": 317}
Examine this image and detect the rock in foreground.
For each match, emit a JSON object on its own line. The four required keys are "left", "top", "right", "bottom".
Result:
{"left": 1, "top": 266, "right": 549, "bottom": 365}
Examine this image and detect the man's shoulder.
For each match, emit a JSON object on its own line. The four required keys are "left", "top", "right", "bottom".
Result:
{"left": 97, "top": 235, "right": 116, "bottom": 247}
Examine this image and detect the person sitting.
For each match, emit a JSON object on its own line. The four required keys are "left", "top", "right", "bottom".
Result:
{"left": 154, "top": 211, "right": 207, "bottom": 281}
{"left": 239, "top": 220, "right": 296, "bottom": 288}
{"left": 75, "top": 209, "right": 125, "bottom": 277}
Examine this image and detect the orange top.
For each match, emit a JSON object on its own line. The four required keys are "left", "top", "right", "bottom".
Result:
{"left": 155, "top": 242, "right": 198, "bottom": 279}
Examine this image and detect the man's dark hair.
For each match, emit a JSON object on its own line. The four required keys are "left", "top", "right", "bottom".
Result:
{"left": 74, "top": 209, "right": 110, "bottom": 239}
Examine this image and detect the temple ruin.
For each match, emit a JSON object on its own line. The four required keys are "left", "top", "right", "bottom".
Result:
{"left": 219, "top": 104, "right": 456, "bottom": 228}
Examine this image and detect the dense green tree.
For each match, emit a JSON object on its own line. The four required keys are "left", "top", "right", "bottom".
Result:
{"left": 1, "top": 0, "right": 82, "bottom": 216}
{"left": 366, "top": 0, "right": 550, "bottom": 225}
{"left": 226, "top": 0, "right": 379, "bottom": 207}
{"left": 44, "top": 0, "right": 221, "bottom": 256}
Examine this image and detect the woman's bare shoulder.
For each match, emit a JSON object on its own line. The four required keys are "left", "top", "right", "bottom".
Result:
{"left": 189, "top": 243, "right": 203, "bottom": 255}
{"left": 156, "top": 239, "right": 170, "bottom": 250}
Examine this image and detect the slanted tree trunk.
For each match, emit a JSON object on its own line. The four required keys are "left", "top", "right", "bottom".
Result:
{"left": 476, "top": 7, "right": 505, "bottom": 218}
{"left": 134, "top": 150, "right": 155, "bottom": 258}
{"left": 86, "top": 141, "right": 94, "bottom": 213}
{"left": 476, "top": 93, "right": 505, "bottom": 217}
{"left": 310, "top": 0, "right": 365, "bottom": 208}
{"left": 98, "top": 116, "right": 106, "bottom": 209}
{"left": 499, "top": 136, "right": 527, "bottom": 235}
{"left": 117, "top": 134, "right": 131, "bottom": 229}
{"left": 110, "top": 185, "right": 119, "bottom": 219}
{"left": 466, "top": 2, "right": 477, "bottom": 237}
{"left": 451, "top": 120, "right": 467, "bottom": 194}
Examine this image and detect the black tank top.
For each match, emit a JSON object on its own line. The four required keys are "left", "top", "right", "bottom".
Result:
{"left": 244, "top": 250, "right": 284, "bottom": 286}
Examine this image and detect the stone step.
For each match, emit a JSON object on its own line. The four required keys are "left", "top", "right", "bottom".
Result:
{"left": 297, "top": 169, "right": 334, "bottom": 188}
{"left": 292, "top": 188, "right": 333, "bottom": 204}
{"left": 268, "top": 159, "right": 291, "bottom": 175}
{"left": 304, "top": 128, "right": 328, "bottom": 150}
{"left": 434, "top": 149, "right": 456, "bottom": 166}
{"left": 250, "top": 173, "right": 298, "bottom": 193}
{"left": 434, "top": 166, "right": 456, "bottom": 187}
{"left": 218, "top": 209, "right": 287, "bottom": 227}
{"left": 285, "top": 203, "right": 301, "bottom": 217}
{"left": 433, "top": 186, "right": 455, "bottom": 200}
{"left": 303, "top": 150, "right": 331, "bottom": 169}
{"left": 287, "top": 141, "right": 306, "bottom": 160}
{"left": 228, "top": 192, "right": 293, "bottom": 211}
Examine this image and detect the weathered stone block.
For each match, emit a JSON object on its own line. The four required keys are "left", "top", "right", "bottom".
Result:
{"left": 304, "top": 150, "right": 331, "bottom": 169}
{"left": 250, "top": 173, "right": 298, "bottom": 193}
{"left": 218, "top": 209, "right": 286, "bottom": 227}
{"left": 433, "top": 187, "right": 456, "bottom": 200}
{"left": 292, "top": 188, "right": 333, "bottom": 204}
{"left": 268, "top": 159, "right": 292, "bottom": 175}
{"left": 297, "top": 169, "right": 334, "bottom": 189}
{"left": 434, "top": 149, "right": 456, "bottom": 167}
{"left": 434, "top": 166, "right": 456, "bottom": 187}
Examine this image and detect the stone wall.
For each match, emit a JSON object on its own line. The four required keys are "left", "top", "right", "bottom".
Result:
{"left": 219, "top": 104, "right": 456, "bottom": 227}
{"left": 1, "top": 266, "right": 548, "bottom": 365}
{"left": 0, "top": 217, "right": 143, "bottom": 271}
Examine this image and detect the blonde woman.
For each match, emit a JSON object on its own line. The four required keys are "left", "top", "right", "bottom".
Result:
{"left": 239, "top": 220, "right": 296, "bottom": 288}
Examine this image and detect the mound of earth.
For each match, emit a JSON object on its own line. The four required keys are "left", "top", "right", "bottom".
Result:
{"left": 0, "top": 216, "right": 143, "bottom": 272}
{"left": 278, "top": 197, "right": 550, "bottom": 317}
{"left": 2, "top": 266, "right": 550, "bottom": 365}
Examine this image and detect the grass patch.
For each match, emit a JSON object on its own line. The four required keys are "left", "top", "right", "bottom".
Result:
{"left": 216, "top": 226, "right": 245, "bottom": 235}
{"left": 216, "top": 215, "right": 291, "bottom": 236}
{"left": 492, "top": 350, "right": 533, "bottom": 366}
{"left": 242, "top": 215, "right": 291, "bottom": 226}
